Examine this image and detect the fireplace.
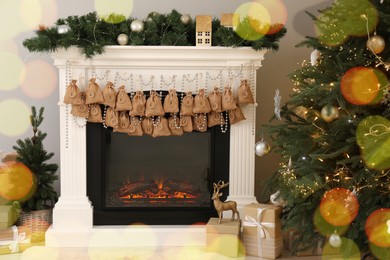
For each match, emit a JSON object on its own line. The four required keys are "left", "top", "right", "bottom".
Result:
{"left": 46, "top": 46, "right": 266, "bottom": 248}
{"left": 87, "top": 121, "right": 230, "bottom": 225}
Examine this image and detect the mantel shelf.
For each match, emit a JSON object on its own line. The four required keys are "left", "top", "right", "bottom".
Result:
{"left": 51, "top": 46, "right": 267, "bottom": 69}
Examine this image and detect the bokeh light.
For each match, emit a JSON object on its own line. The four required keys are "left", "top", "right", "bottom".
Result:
{"left": 320, "top": 188, "right": 359, "bottom": 226}
{"left": 356, "top": 115, "right": 390, "bottom": 170}
{"left": 38, "top": 0, "right": 58, "bottom": 26}
{"left": 322, "top": 237, "right": 361, "bottom": 259}
{"left": 0, "top": 1, "right": 26, "bottom": 40}
{"left": 0, "top": 162, "right": 35, "bottom": 202}
{"left": 20, "top": 60, "right": 58, "bottom": 99}
{"left": 0, "top": 51, "right": 25, "bottom": 91}
{"left": 20, "top": 0, "right": 43, "bottom": 30}
{"left": 233, "top": 2, "right": 271, "bottom": 41}
{"left": 206, "top": 233, "right": 243, "bottom": 257}
{"left": 340, "top": 67, "right": 382, "bottom": 105}
{"left": 254, "top": 0, "right": 287, "bottom": 34}
{"left": 313, "top": 207, "right": 349, "bottom": 236}
{"left": 365, "top": 208, "right": 390, "bottom": 248}
{"left": 94, "top": 0, "right": 133, "bottom": 23}
{"left": 0, "top": 99, "right": 30, "bottom": 137}
{"left": 315, "top": 0, "right": 378, "bottom": 46}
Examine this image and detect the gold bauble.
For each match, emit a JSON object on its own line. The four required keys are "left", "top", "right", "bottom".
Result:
{"left": 320, "top": 105, "right": 339, "bottom": 122}
{"left": 366, "top": 35, "right": 385, "bottom": 54}
{"left": 294, "top": 106, "right": 309, "bottom": 119}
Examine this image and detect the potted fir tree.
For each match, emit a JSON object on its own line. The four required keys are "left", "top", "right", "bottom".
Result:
{"left": 12, "top": 106, "right": 58, "bottom": 240}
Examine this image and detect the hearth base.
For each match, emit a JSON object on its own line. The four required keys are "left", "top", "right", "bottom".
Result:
{"left": 46, "top": 225, "right": 206, "bottom": 247}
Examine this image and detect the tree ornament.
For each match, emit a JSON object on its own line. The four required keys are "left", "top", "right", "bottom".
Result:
{"left": 270, "top": 191, "right": 286, "bottom": 207}
{"left": 320, "top": 105, "right": 339, "bottom": 122}
{"left": 117, "top": 33, "right": 129, "bottom": 45}
{"left": 255, "top": 138, "right": 271, "bottom": 156}
{"left": 294, "top": 106, "right": 308, "bottom": 119}
{"left": 130, "top": 20, "right": 144, "bottom": 33}
{"left": 180, "top": 14, "right": 191, "bottom": 25}
{"left": 329, "top": 233, "right": 342, "bottom": 248}
{"left": 57, "top": 24, "right": 70, "bottom": 34}
{"left": 366, "top": 35, "right": 385, "bottom": 54}
{"left": 310, "top": 49, "right": 321, "bottom": 66}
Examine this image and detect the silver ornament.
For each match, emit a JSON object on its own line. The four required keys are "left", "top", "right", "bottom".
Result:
{"left": 255, "top": 140, "right": 271, "bottom": 156}
{"left": 329, "top": 234, "right": 342, "bottom": 248}
{"left": 130, "top": 20, "right": 144, "bottom": 33}
{"left": 180, "top": 14, "right": 191, "bottom": 25}
{"left": 320, "top": 105, "right": 339, "bottom": 122}
{"left": 366, "top": 35, "right": 385, "bottom": 54}
{"left": 57, "top": 24, "right": 70, "bottom": 34}
{"left": 117, "top": 33, "right": 129, "bottom": 46}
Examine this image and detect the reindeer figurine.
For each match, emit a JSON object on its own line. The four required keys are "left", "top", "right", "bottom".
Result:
{"left": 212, "top": 180, "right": 240, "bottom": 224}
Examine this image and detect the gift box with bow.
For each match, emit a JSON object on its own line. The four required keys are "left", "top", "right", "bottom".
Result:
{"left": 242, "top": 203, "right": 283, "bottom": 259}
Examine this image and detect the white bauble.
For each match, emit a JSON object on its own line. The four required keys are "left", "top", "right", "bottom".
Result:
{"left": 329, "top": 234, "right": 342, "bottom": 248}
{"left": 57, "top": 24, "right": 70, "bottom": 34}
{"left": 130, "top": 20, "right": 144, "bottom": 33}
{"left": 310, "top": 49, "right": 321, "bottom": 66}
{"left": 117, "top": 34, "right": 129, "bottom": 45}
{"left": 180, "top": 14, "right": 191, "bottom": 25}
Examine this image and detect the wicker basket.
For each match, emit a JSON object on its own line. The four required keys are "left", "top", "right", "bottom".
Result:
{"left": 17, "top": 209, "right": 52, "bottom": 242}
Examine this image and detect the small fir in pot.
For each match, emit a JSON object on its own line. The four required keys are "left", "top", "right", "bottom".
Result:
{"left": 13, "top": 106, "right": 58, "bottom": 211}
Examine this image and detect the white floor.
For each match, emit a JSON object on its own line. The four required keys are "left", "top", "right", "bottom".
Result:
{"left": 0, "top": 247, "right": 322, "bottom": 260}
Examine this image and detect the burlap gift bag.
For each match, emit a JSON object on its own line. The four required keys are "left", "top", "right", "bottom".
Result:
{"left": 193, "top": 113, "right": 208, "bottom": 132}
{"left": 116, "top": 85, "right": 132, "bottom": 111}
{"left": 193, "top": 89, "right": 211, "bottom": 114}
{"left": 105, "top": 106, "right": 119, "bottom": 128}
{"left": 237, "top": 79, "right": 255, "bottom": 105}
{"left": 130, "top": 91, "right": 146, "bottom": 116}
{"left": 152, "top": 117, "right": 171, "bottom": 137}
{"left": 102, "top": 82, "right": 117, "bottom": 108}
{"left": 180, "top": 92, "right": 194, "bottom": 116}
{"left": 64, "top": 80, "right": 82, "bottom": 105}
{"left": 242, "top": 203, "right": 283, "bottom": 259}
{"left": 229, "top": 103, "right": 246, "bottom": 124}
{"left": 87, "top": 104, "right": 103, "bottom": 123}
{"left": 86, "top": 78, "right": 104, "bottom": 105}
{"left": 208, "top": 111, "right": 225, "bottom": 128}
{"left": 145, "top": 90, "right": 165, "bottom": 117}
{"left": 141, "top": 117, "right": 154, "bottom": 136}
{"left": 127, "top": 118, "right": 143, "bottom": 137}
{"left": 163, "top": 89, "right": 179, "bottom": 113}
{"left": 70, "top": 92, "right": 89, "bottom": 118}
{"left": 168, "top": 116, "right": 183, "bottom": 136}
{"left": 208, "top": 87, "right": 223, "bottom": 112}
{"left": 222, "top": 86, "right": 237, "bottom": 111}
{"left": 113, "top": 111, "right": 131, "bottom": 133}
{"left": 180, "top": 115, "right": 193, "bottom": 133}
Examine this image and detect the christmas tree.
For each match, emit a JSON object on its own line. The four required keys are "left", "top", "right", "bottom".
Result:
{"left": 13, "top": 107, "right": 58, "bottom": 211}
{"left": 262, "top": 0, "right": 390, "bottom": 258}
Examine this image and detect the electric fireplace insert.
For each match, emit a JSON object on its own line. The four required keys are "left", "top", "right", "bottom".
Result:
{"left": 87, "top": 120, "right": 230, "bottom": 225}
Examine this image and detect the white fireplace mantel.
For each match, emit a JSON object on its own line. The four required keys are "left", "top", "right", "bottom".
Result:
{"left": 46, "top": 46, "right": 267, "bottom": 248}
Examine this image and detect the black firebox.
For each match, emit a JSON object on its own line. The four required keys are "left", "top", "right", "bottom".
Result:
{"left": 86, "top": 121, "right": 230, "bottom": 225}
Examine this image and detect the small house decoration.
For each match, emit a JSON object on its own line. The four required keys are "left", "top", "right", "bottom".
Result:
{"left": 220, "top": 13, "right": 239, "bottom": 29}
{"left": 196, "top": 15, "right": 212, "bottom": 46}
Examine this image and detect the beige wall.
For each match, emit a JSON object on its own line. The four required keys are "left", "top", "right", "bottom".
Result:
{"left": 1, "top": 0, "right": 333, "bottom": 197}
{"left": 255, "top": 0, "right": 332, "bottom": 201}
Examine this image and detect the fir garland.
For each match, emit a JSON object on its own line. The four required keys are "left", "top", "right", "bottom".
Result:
{"left": 23, "top": 9, "right": 286, "bottom": 58}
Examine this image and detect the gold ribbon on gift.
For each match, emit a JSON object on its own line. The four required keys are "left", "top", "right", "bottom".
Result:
{"left": 243, "top": 208, "right": 276, "bottom": 257}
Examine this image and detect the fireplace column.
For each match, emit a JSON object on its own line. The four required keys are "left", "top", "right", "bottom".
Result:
{"left": 50, "top": 66, "right": 93, "bottom": 231}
